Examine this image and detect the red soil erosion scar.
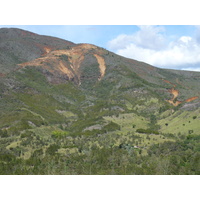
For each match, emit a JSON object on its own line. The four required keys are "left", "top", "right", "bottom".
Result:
{"left": 163, "top": 79, "right": 199, "bottom": 106}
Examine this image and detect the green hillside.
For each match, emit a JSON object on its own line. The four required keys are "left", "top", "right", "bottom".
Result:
{"left": 0, "top": 28, "right": 199, "bottom": 175}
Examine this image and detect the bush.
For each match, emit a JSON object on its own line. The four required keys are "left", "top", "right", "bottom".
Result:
{"left": 46, "top": 144, "right": 59, "bottom": 155}
{"left": 31, "top": 149, "right": 43, "bottom": 158}
{"left": 0, "top": 129, "right": 8, "bottom": 138}
{"left": 136, "top": 128, "right": 159, "bottom": 135}
{"left": 188, "top": 130, "right": 193, "bottom": 134}
{"left": 20, "top": 132, "right": 31, "bottom": 138}
{"left": 103, "top": 121, "right": 121, "bottom": 132}
{"left": 52, "top": 130, "right": 69, "bottom": 138}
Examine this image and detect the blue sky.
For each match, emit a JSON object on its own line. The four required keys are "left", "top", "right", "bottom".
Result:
{"left": 1, "top": 25, "right": 200, "bottom": 71}
{"left": 0, "top": 25, "right": 140, "bottom": 47}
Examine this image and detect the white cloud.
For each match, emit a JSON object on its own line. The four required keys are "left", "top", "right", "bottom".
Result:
{"left": 107, "top": 26, "right": 200, "bottom": 71}
{"left": 108, "top": 25, "right": 166, "bottom": 51}
{"left": 181, "top": 67, "right": 200, "bottom": 72}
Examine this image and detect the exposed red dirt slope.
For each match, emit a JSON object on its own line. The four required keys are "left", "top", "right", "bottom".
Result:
{"left": 185, "top": 96, "right": 199, "bottom": 102}
{"left": 17, "top": 44, "right": 107, "bottom": 85}
{"left": 163, "top": 79, "right": 199, "bottom": 106}
{"left": 163, "top": 79, "right": 176, "bottom": 87}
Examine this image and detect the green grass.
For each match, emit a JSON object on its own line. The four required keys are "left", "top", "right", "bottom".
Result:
{"left": 16, "top": 93, "right": 67, "bottom": 123}
{"left": 103, "top": 112, "right": 176, "bottom": 155}
{"left": 103, "top": 113, "right": 149, "bottom": 134}
{"left": 158, "top": 109, "right": 200, "bottom": 134}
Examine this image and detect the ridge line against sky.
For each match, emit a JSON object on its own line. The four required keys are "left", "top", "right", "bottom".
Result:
{"left": 1, "top": 25, "right": 200, "bottom": 72}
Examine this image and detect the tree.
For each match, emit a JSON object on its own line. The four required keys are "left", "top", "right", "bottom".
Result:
{"left": 0, "top": 129, "right": 8, "bottom": 138}
{"left": 46, "top": 144, "right": 59, "bottom": 155}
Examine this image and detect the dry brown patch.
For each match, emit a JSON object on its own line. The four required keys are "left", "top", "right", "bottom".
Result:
{"left": 41, "top": 47, "right": 52, "bottom": 56}
{"left": 165, "top": 80, "right": 199, "bottom": 106}
{"left": 167, "top": 88, "right": 182, "bottom": 106}
{"left": 58, "top": 61, "right": 74, "bottom": 79}
{"left": 185, "top": 96, "right": 199, "bottom": 102}
{"left": 17, "top": 56, "right": 51, "bottom": 68}
{"left": 93, "top": 54, "right": 106, "bottom": 80}
{"left": 163, "top": 79, "right": 182, "bottom": 106}
{"left": 77, "top": 43, "right": 97, "bottom": 50}
{"left": 17, "top": 44, "right": 106, "bottom": 85}
{"left": 17, "top": 47, "right": 86, "bottom": 84}
{"left": 168, "top": 88, "right": 179, "bottom": 100}
{"left": 163, "top": 79, "right": 176, "bottom": 87}
{"left": 166, "top": 100, "right": 182, "bottom": 106}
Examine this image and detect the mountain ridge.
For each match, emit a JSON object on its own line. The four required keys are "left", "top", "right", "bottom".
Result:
{"left": 1, "top": 28, "right": 200, "bottom": 112}
{"left": 1, "top": 28, "right": 200, "bottom": 134}
{"left": 0, "top": 28, "right": 75, "bottom": 74}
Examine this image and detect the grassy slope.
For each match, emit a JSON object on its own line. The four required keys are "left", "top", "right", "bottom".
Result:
{"left": 158, "top": 109, "right": 200, "bottom": 134}
{"left": 1, "top": 57, "right": 200, "bottom": 138}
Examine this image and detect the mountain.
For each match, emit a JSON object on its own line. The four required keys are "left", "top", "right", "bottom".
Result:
{"left": 0, "top": 28, "right": 200, "bottom": 175}
{"left": 0, "top": 28, "right": 75, "bottom": 74}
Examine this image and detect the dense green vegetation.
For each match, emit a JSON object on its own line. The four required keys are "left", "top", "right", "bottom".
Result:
{"left": 0, "top": 129, "right": 199, "bottom": 175}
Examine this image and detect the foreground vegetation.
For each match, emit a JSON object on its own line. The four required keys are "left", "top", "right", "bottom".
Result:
{"left": 0, "top": 127, "right": 199, "bottom": 175}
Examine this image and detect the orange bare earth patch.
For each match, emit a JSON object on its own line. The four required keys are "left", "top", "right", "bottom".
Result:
{"left": 167, "top": 87, "right": 182, "bottom": 106}
{"left": 41, "top": 47, "right": 52, "bottom": 56}
{"left": 16, "top": 43, "right": 107, "bottom": 85}
{"left": 185, "top": 96, "right": 199, "bottom": 102}
{"left": 165, "top": 80, "right": 199, "bottom": 106}
{"left": 163, "top": 79, "right": 176, "bottom": 87}
{"left": 166, "top": 100, "right": 182, "bottom": 106}
{"left": 93, "top": 54, "right": 106, "bottom": 80}
{"left": 58, "top": 61, "right": 74, "bottom": 79}
{"left": 168, "top": 88, "right": 179, "bottom": 100}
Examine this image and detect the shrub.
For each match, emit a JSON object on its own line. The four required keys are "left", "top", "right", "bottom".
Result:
{"left": 188, "top": 130, "right": 193, "bottom": 134}
{"left": 0, "top": 129, "right": 8, "bottom": 138}
{"left": 103, "top": 121, "right": 121, "bottom": 132}
{"left": 31, "top": 149, "right": 43, "bottom": 158}
{"left": 52, "top": 130, "right": 69, "bottom": 138}
{"left": 136, "top": 128, "right": 159, "bottom": 135}
{"left": 20, "top": 132, "right": 31, "bottom": 138}
{"left": 46, "top": 144, "right": 59, "bottom": 155}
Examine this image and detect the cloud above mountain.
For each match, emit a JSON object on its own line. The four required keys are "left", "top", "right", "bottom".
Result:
{"left": 107, "top": 25, "right": 200, "bottom": 71}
